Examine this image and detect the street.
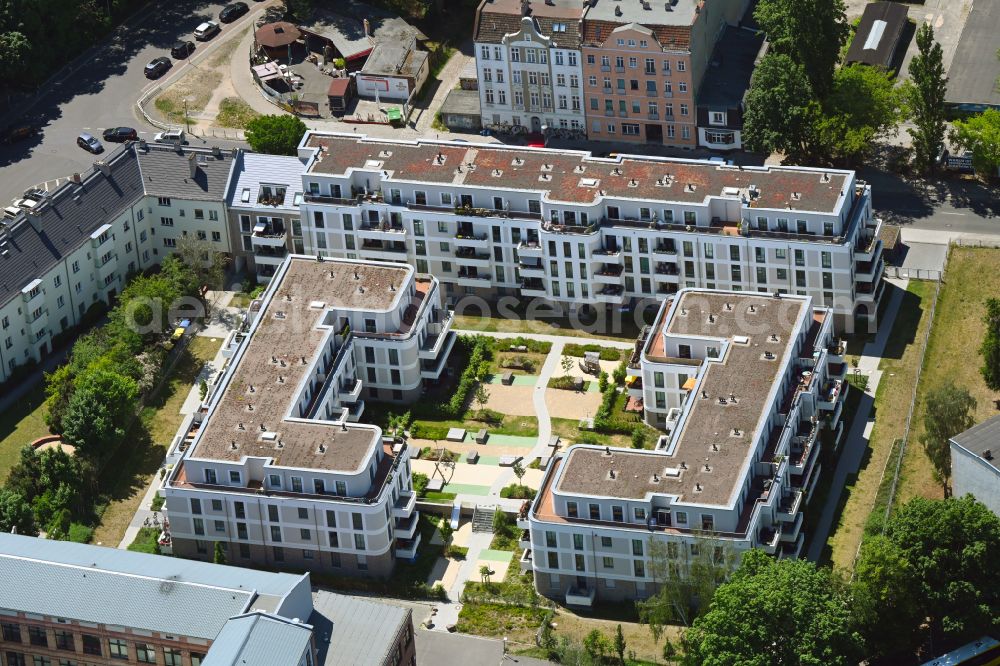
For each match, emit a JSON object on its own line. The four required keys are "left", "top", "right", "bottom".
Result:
{"left": 0, "top": 0, "right": 251, "bottom": 204}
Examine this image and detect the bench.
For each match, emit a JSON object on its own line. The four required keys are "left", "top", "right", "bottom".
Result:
{"left": 426, "top": 478, "right": 444, "bottom": 492}
{"left": 499, "top": 455, "right": 522, "bottom": 467}
{"left": 445, "top": 427, "right": 467, "bottom": 442}
{"left": 466, "top": 450, "right": 480, "bottom": 464}
{"left": 502, "top": 371, "right": 515, "bottom": 385}
{"left": 475, "top": 428, "right": 489, "bottom": 444}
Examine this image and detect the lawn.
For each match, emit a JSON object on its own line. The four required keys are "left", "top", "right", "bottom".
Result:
{"left": 91, "top": 335, "right": 223, "bottom": 547}
{"left": 453, "top": 303, "right": 652, "bottom": 342}
{"left": 126, "top": 526, "right": 162, "bottom": 554}
{"left": 550, "top": 417, "right": 645, "bottom": 449}
{"left": 0, "top": 382, "right": 50, "bottom": 482}
{"left": 898, "top": 247, "right": 1000, "bottom": 504}
{"left": 215, "top": 97, "right": 260, "bottom": 129}
{"left": 825, "top": 280, "right": 933, "bottom": 572}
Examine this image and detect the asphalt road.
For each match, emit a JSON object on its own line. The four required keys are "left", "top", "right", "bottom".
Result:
{"left": 0, "top": 0, "right": 254, "bottom": 204}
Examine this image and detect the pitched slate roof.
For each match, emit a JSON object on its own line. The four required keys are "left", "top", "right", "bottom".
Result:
{"left": 226, "top": 152, "right": 306, "bottom": 213}
{"left": 135, "top": 143, "right": 238, "bottom": 202}
{"left": 475, "top": 0, "right": 582, "bottom": 46}
{"left": 0, "top": 146, "right": 144, "bottom": 309}
{"left": 311, "top": 591, "right": 411, "bottom": 666}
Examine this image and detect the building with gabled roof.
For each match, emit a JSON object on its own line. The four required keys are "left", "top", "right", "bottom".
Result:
{"left": 950, "top": 415, "right": 1000, "bottom": 517}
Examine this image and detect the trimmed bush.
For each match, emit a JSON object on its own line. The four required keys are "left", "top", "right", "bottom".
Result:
{"left": 67, "top": 522, "right": 94, "bottom": 543}
{"left": 563, "top": 343, "right": 623, "bottom": 361}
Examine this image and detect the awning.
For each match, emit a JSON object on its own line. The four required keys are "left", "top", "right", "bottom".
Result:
{"left": 682, "top": 377, "right": 697, "bottom": 391}
{"left": 625, "top": 375, "right": 638, "bottom": 386}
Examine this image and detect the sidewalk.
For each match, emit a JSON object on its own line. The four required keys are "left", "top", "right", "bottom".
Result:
{"left": 805, "top": 278, "right": 908, "bottom": 561}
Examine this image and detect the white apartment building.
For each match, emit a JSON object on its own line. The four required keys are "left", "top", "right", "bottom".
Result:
{"left": 520, "top": 289, "right": 848, "bottom": 606}
{"left": 950, "top": 415, "right": 1000, "bottom": 518}
{"left": 474, "top": 0, "right": 586, "bottom": 134}
{"left": 164, "top": 256, "right": 454, "bottom": 576}
{"left": 226, "top": 151, "right": 307, "bottom": 283}
{"left": 0, "top": 142, "right": 235, "bottom": 384}
{"left": 297, "top": 132, "right": 884, "bottom": 332}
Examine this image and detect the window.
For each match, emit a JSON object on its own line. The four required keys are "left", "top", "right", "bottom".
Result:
{"left": 354, "top": 533, "right": 366, "bottom": 550}
{"left": 632, "top": 539, "right": 644, "bottom": 556}
{"left": 54, "top": 630, "right": 73, "bottom": 651}
{"left": 548, "top": 551, "right": 559, "bottom": 568}
{"left": 589, "top": 503, "right": 600, "bottom": 520}
{"left": 352, "top": 513, "right": 363, "bottom": 530}
{"left": 160, "top": 217, "right": 174, "bottom": 227}
{"left": 157, "top": 197, "right": 171, "bottom": 206}
{"left": 567, "top": 501, "right": 578, "bottom": 518}
{"left": 634, "top": 507, "right": 646, "bottom": 521}
{"left": 2, "top": 623, "right": 21, "bottom": 642}
{"left": 603, "top": 556, "right": 614, "bottom": 569}
{"left": 136, "top": 644, "right": 156, "bottom": 664}
{"left": 27, "top": 627, "right": 47, "bottom": 648}
{"left": 573, "top": 534, "right": 584, "bottom": 550}
{"left": 300, "top": 528, "right": 311, "bottom": 540}
{"left": 634, "top": 560, "right": 645, "bottom": 578}
{"left": 108, "top": 638, "right": 128, "bottom": 659}
{"left": 193, "top": 518, "right": 204, "bottom": 535}
{"left": 4, "top": 653, "right": 25, "bottom": 666}
{"left": 82, "top": 635, "right": 101, "bottom": 656}
{"left": 229, "top": 470, "right": 240, "bottom": 484}
{"left": 545, "top": 531, "right": 557, "bottom": 548}
{"left": 191, "top": 654, "right": 206, "bottom": 666}
{"left": 164, "top": 648, "right": 182, "bottom": 666}
{"left": 575, "top": 554, "right": 586, "bottom": 572}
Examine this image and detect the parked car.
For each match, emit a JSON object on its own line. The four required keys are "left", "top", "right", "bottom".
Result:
{"left": 219, "top": 2, "right": 249, "bottom": 23}
{"left": 194, "top": 20, "right": 220, "bottom": 40}
{"left": 144, "top": 56, "right": 171, "bottom": 79}
{"left": 171, "top": 41, "right": 195, "bottom": 59}
{"left": 12, "top": 198, "right": 38, "bottom": 211}
{"left": 0, "top": 124, "right": 37, "bottom": 144}
{"left": 22, "top": 189, "right": 46, "bottom": 202}
{"left": 77, "top": 133, "right": 103, "bottom": 153}
{"left": 3, "top": 206, "right": 21, "bottom": 219}
{"left": 102, "top": 126, "right": 137, "bottom": 143}
{"left": 153, "top": 129, "right": 185, "bottom": 144}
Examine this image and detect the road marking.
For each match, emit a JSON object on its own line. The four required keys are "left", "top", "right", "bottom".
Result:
{"left": 941, "top": 211, "right": 966, "bottom": 216}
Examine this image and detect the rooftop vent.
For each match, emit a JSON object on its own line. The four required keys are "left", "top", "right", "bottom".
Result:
{"left": 984, "top": 449, "right": 993, "bottom": 460}
{"left": 791, "top": 192, "right": 801, "bottom": 201}
{"left": 573, "top": 165, "right": 586, "bottom": 174}
{"left": 763, "top": 351, "right": 776, "bottom": 360}
{"left": 538, "top": 174, "right": 551, "bottom": 182}
{"left": 540, "top": 163, "right": 552, "bottom": 172}
{"left": 611, "top": 167, "right": 622, "bottom": 176}
{"left": 651, "top": 473, "right": 660, "bottom": 483}
{"left": 615, "top": 5, "right": 622, "bottom": 15}
{"left": 317, "top": 443, "right": 326, "bottom": 453}
{"left": 769, "top": 334, "right": 779, "bottom": 342}
{"left": 628, "top": 178, "right": 638, "bottom": 187}
{"left": 684, "top": 183, "right": 697, "bottom": 193}
{"left": 608, "top": 468, "right": 616, "bottom": 479}
{"left": 492, "top": 169, "right": 503, "bottom": 177}
{"left": 230, "top": 441, "right": 237, "bottom": 450}
{"left": 434, "top": 152, "right": 446, "bottom": 165}
{"left": 579, "top": 177, "right": 600, "bottom": 188}
{"left": 732, "top": 427, "right": 742, "bottom": 436}
{"left": 512, "top": 156, "right": 524, "bottom": 166}
{"left": 603, "top": 446, "right": 612, "bottom": 456}
{"left": 378, "top": 150, "right": 393, "bottom": 158}
{"left": 821, "top": 172, "right": 831, "bottom": 183}
{"left": 694, "top": 482, "right": 702, "bottom": 492}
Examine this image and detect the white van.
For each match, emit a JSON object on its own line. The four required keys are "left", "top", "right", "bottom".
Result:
{"left": 153, "top": 129, "right": 185, "bottom": 144}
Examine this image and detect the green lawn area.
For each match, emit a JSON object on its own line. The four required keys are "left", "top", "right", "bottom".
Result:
{"left": 453, "top": 303, "right": 652, "bottom": 342}
{"left": 92, "top": 335, "right": 223, "bottom": 547}
{"left": 899, "top": 247, "right": 1000, "bottom": 504}
{"left": 824, "top": 280, "right": 934, "bottom": 572}
{"left": 550, "top": 417, "right": 647, "bottom": 449}
{"left": 0, "top": 382, "right": 50, "bottom": 482}
{"left": 126, "top": 526, "right": 162, "bottom": 554}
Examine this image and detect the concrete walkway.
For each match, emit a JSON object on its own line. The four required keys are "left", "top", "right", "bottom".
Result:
{"left": 805, "top": 277, "right": 909, "bottom": 562}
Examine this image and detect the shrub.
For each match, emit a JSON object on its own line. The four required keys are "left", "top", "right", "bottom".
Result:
{"left": 563, "top": 343, "right": 623, "bottom": 361}
{"left": 611, "top": 359, "right": 628, "bottom": 384}
{"left": 67, "top": 522, "right": 94, "bottom": 543}
{"left": 494, "top": 336, "right": 551, "bottom": 354}
{"left": 448, "top": 545, "right": 469, "bottom": 559}
{"left": 444, "top": 336, "right": 493, "bottom": 417}
{"left": 499, "top": 484, "right": 537, "bottom": 500}
{"left": 631, "top": 427, "right": 648, "bottom": 449}
{"left": 413, "top": 472, "right": 429, "bottom": 497}
{"left": 598, "top": 371, "right": 609, "bottom": 392}
{"left": 151, "top": 494, "right": 165, "bottom": 511}
{"left": 548, "top": 376, "right": 585, "bottom": 391}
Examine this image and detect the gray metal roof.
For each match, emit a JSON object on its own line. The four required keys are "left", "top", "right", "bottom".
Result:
{"left": 135, "top": 143, "right": 238, "bottom": 202}
{"left": 226, "top": 152, "right": 306, "bottom": 212}
{"left": 441, "top": 88, "right": 483, "bottom": 116}
{"left": 585, "top": 0, "right": 697, "bottom": 27}
{"left": 311, "top": 591, "right": 411, "bottom": 666}
{"left": 0, "top": 533, "right": 308, "bottom": 638}
{"left": 946, "top": 0, "right": 1000, "bottom": 109}
{"left": 204, "top": 612, "right": 313, "bottom": 666}
{"left": 951, "top": 414, "right": 1000, "bottom": 469}
{"left": 0, "top": 146, "right": 144, "bottom": 309}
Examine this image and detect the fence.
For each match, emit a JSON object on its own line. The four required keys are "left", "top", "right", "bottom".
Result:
{"left": 885, "top": 266, "right": 942, "bottom": 281}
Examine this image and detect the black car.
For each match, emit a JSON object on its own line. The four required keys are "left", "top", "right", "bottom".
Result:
{"left": 0, "top": 124, "right": 36, "bottom": 144}
{"left": 144, "top": 56, "right": 171, "bottom": 79}
{"left": 219, "top": 1, "right": 248, "bottom": 22}
{"left": 102, "top": 126, "right": 138, "bottom": 143}
{"left": 171, "top": 41, "right": 195, "bottom": 59}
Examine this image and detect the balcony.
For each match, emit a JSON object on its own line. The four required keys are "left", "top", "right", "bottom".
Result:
{"left": 856, "top": 257, "right": 883, "bottom": 281}
{"left": 455, "top": 247, "right": 492, "bottom": 267}
{"left": 595, "top": 285, "right": 625, "bottom": 304}
{"left": 340, "top": 378, "right": 363, "bottom": 404}
{"left": 758, "top": 526, "right": 780, "bottom": 555}
{"left": 253, "top": 246, "right": 288, "bottom": 265}
{"left": 359, "top": 240, "right": 407, "bottom": 261}
{"left": 395, "top": 531, "right": 422, "bottom": 560}
{"left": 520, "top": 279, "right": 547, "bottom": 298}
{"left": 594, "top": 264, "right": 624, "bottom": 284}
{"left": 420, "top": 336, "right": 455, "bottom": 379}
{"left": 420, "top": 328, "right": 456, "bottom": 361}
{"left": 777, "top": 490, "right": 804, "bottom": 523}
{"left": 346, "top": 399, "right": 365, "bottom": 422}
{"left": 517, "top": 240, "right": 543, "bottom": 257}
{"left": 393, "top": 490, "right": 416, "bottom": 519}
{"left": 96, "top": 255, "right": 118, "bottom": 282}
{"left": 410, "top": 202, "right": 542, "bottom": 222}
{"left": 818, "top": 379, "right": 844, "bottom": 409}
{"left": 627, "top": 377, "right": 643, "bottom": 400}
{"left": 257, "top": 188, "right": 287, "bottom": 206}
{"left": 828, "top": 338, "right": 846, "bottom": 359}
{"left": 779, "top": 512, "right": 803, "bottom": 543}
{"left": 518, "top": 529, "right": 530, "bottom": 551}
{"left": 593, "top": 247, "right": 623, "bottom": 263}
{"left": 251, "top": 221, "right": 287, "bottom": 246}
{"left": 519, "top": 261, "right": 545, "bottom": 278}
{"left": 303, "top": 192, "right": 358, "bottom": 206}
{"left": 653, "top": 263, "right": 679, "bottom": 282}
{"left": 519, "top": 548, "right": 533, "bottom": 573}
{"left": 358, "top": 221, "right": 407, "bottom": 241}
{"left": 541, "top": 221, "right": 598, "bottom": 236}
{"left": 394, "top": 511, "right": 419, "bottom": 539}
{"left": 565, "top": 585, "right": 596, "bottom": 608}
{"left": 652, "top": 243, "right": 677, "bottom": 255}
{"left": 27, "top": 310, "right": 48, "bottom": 336}
{"left": 456, "top": 268, "right": 491, "bottom": 288}
{"left": 454, "top": 231, "right": 490, "bottom": 248}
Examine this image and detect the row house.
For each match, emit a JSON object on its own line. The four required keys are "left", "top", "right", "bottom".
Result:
{"left": 297, "top": 132, "right": 884, "bottom": 332}
{"left": 164, "top": 256, "right": 454, "bottom": 577}
{"left": 520, "top": 289, "right": 848, "bottom": 605}
{"left": 474, "top": 0, "right": 587, "bottom": 134}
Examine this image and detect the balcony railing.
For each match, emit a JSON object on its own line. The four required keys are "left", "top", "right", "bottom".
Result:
{"left": 409, "top": 202, "right": 541, "bottom": 221}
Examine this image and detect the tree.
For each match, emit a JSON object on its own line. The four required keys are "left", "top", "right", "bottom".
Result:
{"left": 245, "top": 114, "right": 308, "bottom": 155}
{"left": 438, "top": 519, "right": 454, "bottom": 556}
{"left": 879, "top": 496, "right": 1000, "bottom": 647}
{"left": 213, "top": 541, "right": 227, "bottom": 564}
{"left": 851, "top": 535, "right": 921, "bottom": 659}
{"left": 816, "top": 64, "right": 909, "bottom": 162}
{"left": 284, "top": 0, "right": 313, "bottom": 21}
{"left": 0, "top": 488, "right": 36, "bottom": 536}
{"left": 473, "top": 384, "right": 490, "bottom": 414}
{"left": 511, "top": 461, "right": 526, "bottom": 488}
{"left": 951, "top": 109, "right": 1000, "bottom": 175}
{"left": 907, "top": 23, "right": 949, "bottom": 173}
{"left": 979, "top": 298, "right": 1000, "bottom": 391}
{"left": 631, "top": 427, "right": 647, "bottom": 449}
{"left": 479, "top": 564, "right": 492, "bottom": 584}
{"left": 0, "top": 31, "right": 29, "bottom": 83}
{"left": 561, "top": 354, "right": 574, "bottom": 375}
{"left": 583, "top": 629, "right": 611, "bottom": 662}
{"left": 920, "top": 382, "right": 976, "bottom": 494}
{"left": 680, "top": 550, "right": 863, "bottom": 665}
{"left": 613, "top": 624, "right": 627, "bottom": 665}
{"left": 173, "top": 236, "right": 227, "bottom": 292}
{"left": 743, "top": 53, "right": 820, "bottom": 157}
{"left": 754, "top": 0, "right": 849, "bottom": 98}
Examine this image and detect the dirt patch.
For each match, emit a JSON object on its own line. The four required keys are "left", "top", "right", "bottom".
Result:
{"left": 483, "top": 384, "right": 536, "bottom": 417}
{"left": 546, "top": 389, "right": 603, "bottom": 421}
{"left": 215, "top": 97, "right": 260, "bottom": 128}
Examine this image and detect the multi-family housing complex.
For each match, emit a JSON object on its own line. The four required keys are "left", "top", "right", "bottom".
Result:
{"left": 0, "top": 531, "right": 418, "bottom": 666}
{"left": 163, "top": 255, "right": 454, "bottom": 576}
{"left": 518, "top": 288, "right": 847, "bottom": 605}
{"left": 950, "top": 415, "right": 1000, "bottom": 518}
{"left": 0, "top": 141, "right": 235, "bottom": 384}
{"left": 0, "top": 133, "right": 883, "bottom": 388}
{"left": 474, "top": 0, "right": 587, "bottom": 134}
{"left": 298, "top": 132, "right": 884, "bottom": 332}
{"left": 473, "top": 0, "right": 759, "bottom": 147}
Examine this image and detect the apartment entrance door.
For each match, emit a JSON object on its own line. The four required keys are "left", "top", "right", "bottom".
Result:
{"left": 530, "top": 116, "right": 542, "bottom": 132}
{"left": 645, "top": 123, "right": 663, "bottom": 143}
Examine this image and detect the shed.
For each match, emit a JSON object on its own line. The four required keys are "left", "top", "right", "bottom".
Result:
{"left": 845, "top": 2, "right": 909, "bottom": 68}
{"left": 255, "top": 21, "right": 302, "bottom": 60}
{"left": 440, "top": 89, "right": 482, "bottom": 131}
{"left": 327, "top": 77, "right": 355, "bottom": 113}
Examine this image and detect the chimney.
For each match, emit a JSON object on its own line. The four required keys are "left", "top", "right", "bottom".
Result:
{"left": 615, "top": 5, "right": 622, "bottom": 16}
{"left": 94, "top": 161, "right": 111, "bottom": 177}
{"left": 188, "top": 153, "right": 198, "bottom": 179}
{"left": 25, "top": 208, "right": 43, "bottom": 233}
{"left": 212, "top": 145, "right": 222, "bottom": 158}
{"left": 984, "top": 449, "right": 993, "bottom": 460}
{"left": 71, "top": 173, "right": 82, "bottom": 185}
{"left": 363, "top": 18, "right": 370, "bottom": 38}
